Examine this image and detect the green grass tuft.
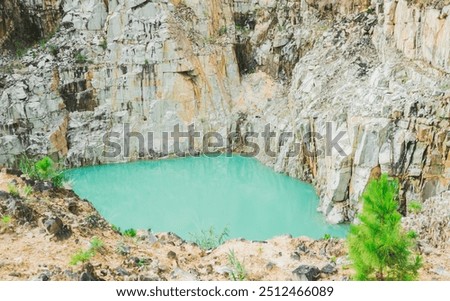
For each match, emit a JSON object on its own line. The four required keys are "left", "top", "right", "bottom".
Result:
{"left": 70, "top": 250, "right": 94, "bottom": 266}
{"left": 7, "top": 183, "right": 20, "bottom": 198}
{"left": 69, "top": 237, "right": 105, "bottom": 265}
{"left": 22, "top": 185, "right": 33, "bottom": 197}
{"left": 90, "top": 237, "right": 104, "bottom": 252}
{"left": 190, "top": 226, "right": 229, "bottom": 250}
{"left": 407, "top": 201, "right": 423, "bottom": 214}
{"left": 228, "top": 249, "right": 247, "bottom": 281}
{"left": 1, "top": 215, "right": 12, "bottom": 224}
{"left": 123, "top": 228, "right": 137, "bottom": 238}
{"left": 75, "top": 52, "right": 87, "bottom": 64}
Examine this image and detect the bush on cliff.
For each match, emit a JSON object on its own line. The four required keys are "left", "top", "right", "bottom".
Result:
{"left": 19, "top": 155, "right": 66, "bottom": 188}
{"left": 348, "top": 174, "right": 422, "bottom": 280}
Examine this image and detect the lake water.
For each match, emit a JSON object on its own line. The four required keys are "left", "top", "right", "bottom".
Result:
{"left": 66, "top": 156, "right": 348, "bottom": 241}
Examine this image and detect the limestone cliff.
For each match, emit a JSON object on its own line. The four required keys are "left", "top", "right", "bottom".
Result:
{"left": 0, "top": 0, "right": 449, "bottom": 223}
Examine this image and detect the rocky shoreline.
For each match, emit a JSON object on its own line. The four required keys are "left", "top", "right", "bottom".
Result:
{"left": 0, "top": 171, "right": 449, "bottom": 281}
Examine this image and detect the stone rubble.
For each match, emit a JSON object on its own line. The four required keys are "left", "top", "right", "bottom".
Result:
{"left": 403, "top": 191, "right": 450, "bottom": 249}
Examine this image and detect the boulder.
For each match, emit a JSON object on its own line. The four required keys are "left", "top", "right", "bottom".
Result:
{"left": 293, "top": 265, "right": 321, "bottom": 281}
{"left": 321, "top": 263, "right": 337, "bottom": 275}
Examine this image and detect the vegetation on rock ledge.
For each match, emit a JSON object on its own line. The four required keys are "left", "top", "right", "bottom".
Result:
{"left": 190, "top": 226, "right": 230, "bottom": 250}
{"left": 19, "top": 155, "right": 66, "bottom": 188}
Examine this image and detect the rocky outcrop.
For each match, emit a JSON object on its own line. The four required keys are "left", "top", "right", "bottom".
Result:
{"left": 0, "top": 0, "right": 62, "bottom": 51}
{"left": 381, "top": 0, "right": 450, "bottom": 73}
{"left": 232, "top": 0, "right": 450, "bottom": 222}
{"left": 0, "top": 0, "right": 449, "bottom": 223}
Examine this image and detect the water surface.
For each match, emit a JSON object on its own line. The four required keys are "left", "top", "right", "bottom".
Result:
{"left": 66, "top": 156, "right": 348, "bottom": 240}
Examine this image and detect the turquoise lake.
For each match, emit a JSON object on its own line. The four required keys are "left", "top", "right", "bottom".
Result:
{"left": 66, "top": 156, "right": 348, "bottom": 241}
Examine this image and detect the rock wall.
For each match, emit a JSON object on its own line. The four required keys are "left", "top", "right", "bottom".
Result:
{"left": 231, "top": 0, "right": 449, "bottom": 222}
{"left": 0, "top": 0, "right": 62, "bottom": 51}
{"left": 0, "top": 0, "right": 449, "bottom": 223}
{"left": 381, "top": 0, "right": 450, "bottom": 73}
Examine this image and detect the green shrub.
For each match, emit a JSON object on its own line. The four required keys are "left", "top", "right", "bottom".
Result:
{"left": 407, "top": 230, "right": 418, "bottom": 239}
{"left": 70, "top": 237, "right": 105, "bottom": 265}
{"left": 123, "top": 228, "right": 137, "bottom": 238}
{"left": 7, "top": 183, "right": 20, "bottom": 198}
{"left": 90, "top": 237, "right": 104, "bottom": 252}
{"left": 323, "top": 233, "right": 331, "bottom": 240}
{"left": 35, "top": 156, "right": 55, "bottom": 179}
{"left": 75, "top": 52, "right": 87, "bottom": 64}
{"left": 48, "top": 44, "right": 59, "bottom": 56}
{"left": 407, "top": 201, "right": 423, "bottom": 214}
{"left": 70, "top": 250, "right": 94, "bottom": 266}
{"left": 190, "top": 226, "right": 229, "bottom": 250}
{"left": 18, "top": 155, "right": 66, "bottom": 188}
{"left": 39, "top": 39, "right": 47, "bottom": 49}
{"left": 228, "top": 250, "right": 246, "bottom": 281}
{"left": 51, "top": 174, "right": 65, "bottom": 188}
{"left": 348, "top": 174, "right": 422, "bottom": 280}
{"left": 136, "top": 258, "right": 147, "bottom": 267}
{"left": 1, "top": 215, "right": 12, "bottom": 224}
{"left": 111, "top": 224, "right": 121, "bottom": 233}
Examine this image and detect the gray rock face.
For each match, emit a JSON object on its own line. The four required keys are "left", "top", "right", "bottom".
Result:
{"left": 0, "top": 0, "right": 449, "bottom": 223}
